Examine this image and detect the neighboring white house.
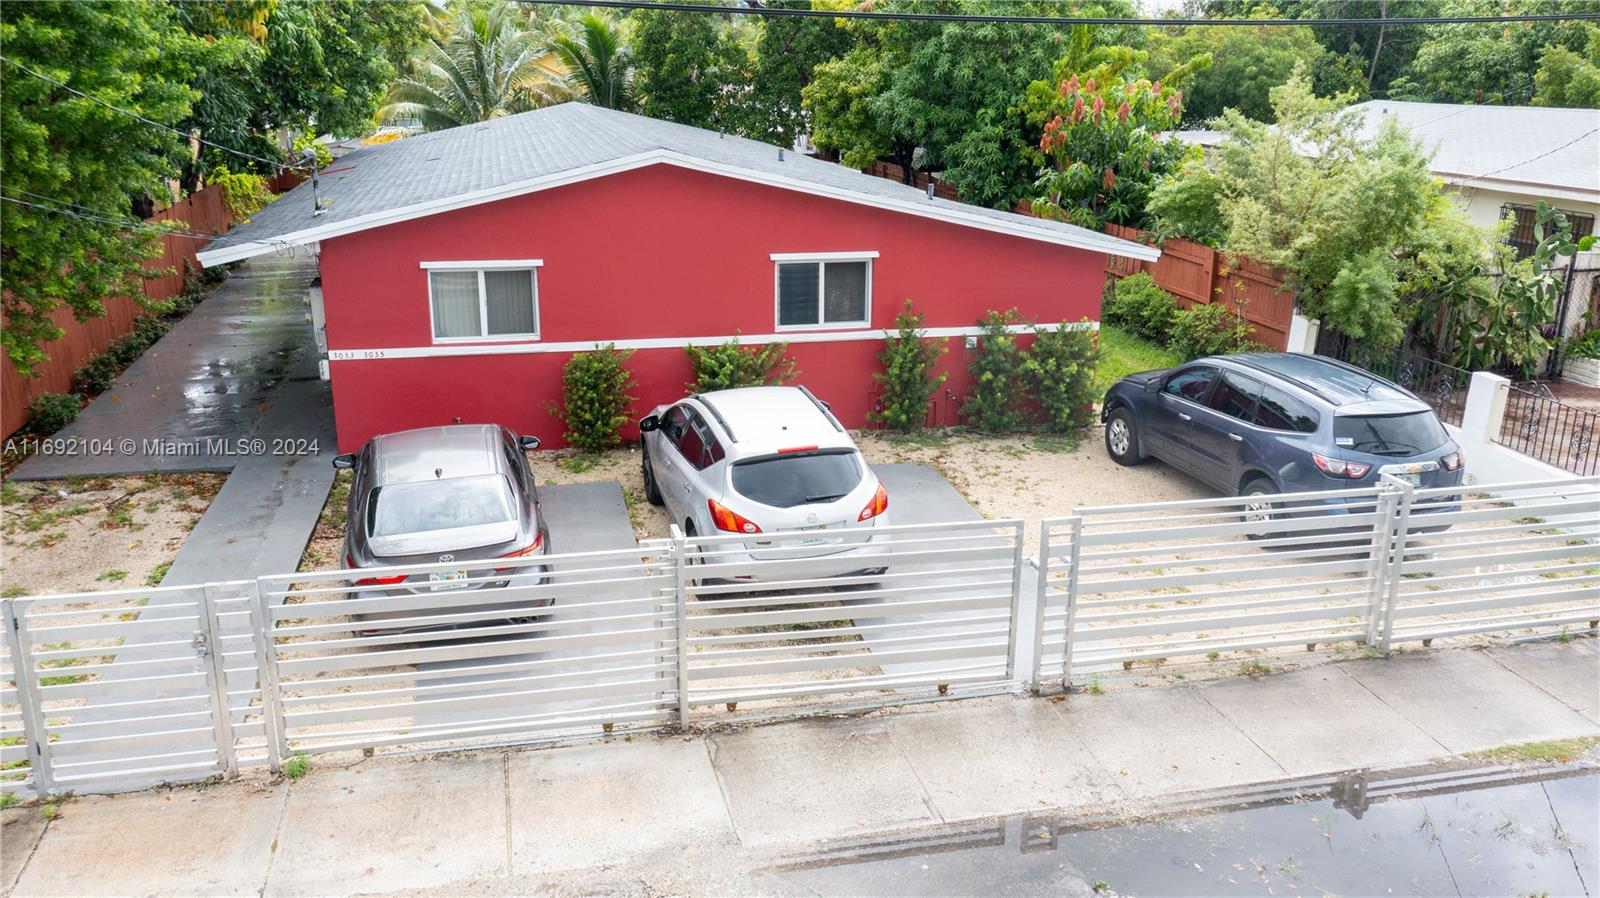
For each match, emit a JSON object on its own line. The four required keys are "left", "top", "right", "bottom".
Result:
{"left": 1348, "top": 101, "right": 1599, "bottom": 258}
{"left": 1170, "top": 101, "right": 1600, "bottom": 259}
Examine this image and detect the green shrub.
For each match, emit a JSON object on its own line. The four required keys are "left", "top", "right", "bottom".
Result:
{"left": 963, "top": 310, "right": 1029, "bottom": 434}
{"left": 1025, "top": 322, "right": 1099, "bottom": 434}
{"left": 72, "top": 353, "right": 121, "bottom": 395}
{"left": 870, "top": 301, "right": 947, "bottom": 432}
{"left": 210, "top": 165, "right": 274, "bottom": 222}
{"left": 1167, "top": 303, "right": 1262, "bottom": 360}
{"left": 554, "top": 345, "right": 636, "bottom": 452}
{"left": 1102, "top": 273, "right": 1178, "bottom": 343}
{"left": 1567, "top": 324, "right": 1600, "bottom": 360}
{"left": 27, "top": 393, "right": 81, "bottom": 434}
{"left": 685, "top": 338, "right": 798, "bottom": 393}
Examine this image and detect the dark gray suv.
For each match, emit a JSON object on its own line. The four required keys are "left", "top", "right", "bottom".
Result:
{"left": 1101, "top": 353, "right": 1464, "bottom": 524}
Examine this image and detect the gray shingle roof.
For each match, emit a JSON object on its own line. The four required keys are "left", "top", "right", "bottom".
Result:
{"left": 1347, "top": 101, "right": 1600, "bottom": 199}
{"left": 199, "top": 103, "right": 1157, "bottom": 265}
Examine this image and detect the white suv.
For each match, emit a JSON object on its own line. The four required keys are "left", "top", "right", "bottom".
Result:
{"left": 639, "top": 386, "right": 891, "bottom": 577}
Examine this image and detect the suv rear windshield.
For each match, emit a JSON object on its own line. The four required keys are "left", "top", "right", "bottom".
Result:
{"left": 730, "top": 450, "right": 863, "bottom": 509}
{"left": 1333, "top": 412, "right": 1448, "bottom": 456}
{"left": 369, "top": 474, "right": 515, "bottom": 536}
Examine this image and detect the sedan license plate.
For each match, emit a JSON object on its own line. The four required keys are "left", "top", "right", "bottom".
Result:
{"left": 429, "top": 569, "right": 469, "bottom": 591}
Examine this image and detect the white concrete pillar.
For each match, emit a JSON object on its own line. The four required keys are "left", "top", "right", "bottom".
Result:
{"left": 1287, "top": 313, "right": 1320, "bottom": 354}
{"left": 1460, "top": 370, "right": 1511, "bottom": 446}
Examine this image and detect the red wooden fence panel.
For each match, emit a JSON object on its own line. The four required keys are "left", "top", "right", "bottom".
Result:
{"left": 1100, "top": 224, "right": 1292, "bottom": 351}
{"left": 2, "top": 184, "right": 235, "bottom": 436}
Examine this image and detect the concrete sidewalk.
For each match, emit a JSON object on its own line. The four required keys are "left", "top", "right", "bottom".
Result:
{"left": 5, "top": 639, "right": 1597, "bottom": 897}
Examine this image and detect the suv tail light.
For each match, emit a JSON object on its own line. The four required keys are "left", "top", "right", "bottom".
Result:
{"left": 858, "top": 483, "right": 889, "bottom": 522}
{"left": 494, "top": 532, "right": 544, "bottom": 572}
{"left": 709, "top": 499, "right": 761, "bottom": 534}
{"left": 1312, "top": 453, "right": 1371, "bottom": 479}
{"left": 1441, "top": 451, "right": 1464, "bottom": 471}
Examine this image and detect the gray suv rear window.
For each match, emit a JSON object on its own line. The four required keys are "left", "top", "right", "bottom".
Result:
{"left": 731, "top": 450, "right": 863, "bottom": 508}
{"left": 1334, "top": 412, "right": 1448, "bottom": 456}
{"left": 1255, "top": 386, "right": 1319, "bottom": 433}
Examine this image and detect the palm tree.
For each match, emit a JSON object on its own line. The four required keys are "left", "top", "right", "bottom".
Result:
{"left": 548, "top": 13, "right": 637, "bottom": 113}
{"left": 382, "top": 2, "right": 568, "bottom": 132}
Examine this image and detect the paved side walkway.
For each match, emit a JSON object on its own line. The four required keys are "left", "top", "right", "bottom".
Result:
{"left": 5, "top": 639, "right": 1596, "bottom": 897}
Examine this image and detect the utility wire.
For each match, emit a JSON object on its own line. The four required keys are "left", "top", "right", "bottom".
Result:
{"left": 1445, "top": 126, "right": 1599, "bottom": 187}
{"left": 1, "top": 193, "right": 230, "bottom": 242}
{"left": 0, "top": 54, "right": 290, "bottom": 172}
{"left": 522, "top": 0, "right": 1600, "bottom": 27}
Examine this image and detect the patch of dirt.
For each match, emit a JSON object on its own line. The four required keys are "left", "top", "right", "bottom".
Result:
{"left": 0, "top": 472, "right": 225, "bottom": 595}
{"left": 526, "top": 446, "right": 671, "bottom": 543}
{"left": 854, "top": 426, "right": 1213, "bottom": 557}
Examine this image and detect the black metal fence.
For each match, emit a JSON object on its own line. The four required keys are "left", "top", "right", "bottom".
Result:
{"left": 1316, "top": 344, "right": 1470, "bottom": 428}
{"left": 1495, "top": 386, "right": 1600, "bottom": 476}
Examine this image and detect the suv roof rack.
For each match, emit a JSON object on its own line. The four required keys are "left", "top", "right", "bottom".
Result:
{"left": 692, "top": 394, "right": 738, "bottom": 443}
{"left": 1227, "top": 356, "right": 1338, "bottom": 404}
{"left": 797, "top": 385, "right": 845, "bottom": 433}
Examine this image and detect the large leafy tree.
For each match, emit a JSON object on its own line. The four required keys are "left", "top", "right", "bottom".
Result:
{"left": 0, "top": 1, "right": 204, "bottom": 375}
{"left": 383, "top": 2, "right": 567, "bottom": 131}
{"left": 1533, "top": 23, "right": 1600, "bottom": 108}
{"left": 1026, "top": 44, "right": 1208, "bottom": 229}
{"left": 629, "top": 4, "right": 744, "bottom": 130}
{"left": 1150, "top": 7, "right": 1345, "bottom": 123}
{"left": 737, "top": 1, "right": 856, "bottom": 147}
{"left": 1149, "top": 72, "right": 1488, "bottom": 349}
{"left": 1386, "top": 0, "right": 1592, "bottom": 104}
{"left": 549, "top": 13, "right": 638, "bottom": 112}
{"left": 1290, "top": 0, "right": 1432, "bottom": 96}
{"left": 802, "top": 0, "right": 1140, "bottom": 208}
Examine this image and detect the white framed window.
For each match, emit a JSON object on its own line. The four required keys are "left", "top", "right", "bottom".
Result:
{"left": 422, "top": 261, "right": 541, "bottom": 342}
{"left": 771, "top": 252, "right": 876, "bottom": 330}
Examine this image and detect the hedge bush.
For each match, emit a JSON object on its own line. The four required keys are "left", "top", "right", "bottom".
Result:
{"left": 685, "top": 338, "right": 798, "bottom": 393}
{"left": 555, "top": 344, "right": 636, "bottom": 452}
{"left": 870, "top": 301, "right": 947, "bottom": 432}
{"left": 962, "top": 310, "right": 1029, "bottom": 434}
{"left": 27, "top": 393, "right": 81, "bottom": 435}
{"left": 1024, "top": 322, "right": 1099, "bottom": 434}
{"left": 1168, "top": 303, "right": 1262, "bottom": 360}
{"left": 1102, "top": 273, "right": 1178, "bottom": 343}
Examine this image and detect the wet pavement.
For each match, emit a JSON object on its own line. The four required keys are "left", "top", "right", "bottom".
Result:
{"left": 12, "top": 251, "right": 330, "bottom": 480}
{"left": 760, "top": 766, "right": 1599, "bottom": 897}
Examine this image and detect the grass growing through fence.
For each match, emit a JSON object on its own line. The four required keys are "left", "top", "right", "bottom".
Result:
{"left": 283, "top": 753, "right": 310, "bottom": 779}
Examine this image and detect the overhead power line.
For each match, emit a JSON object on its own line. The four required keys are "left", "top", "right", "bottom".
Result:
{"left": 522, "top": 0, "right": 1600, "bottom": 28}
{"left": 1446, "top": 126, "right": 1600, "bottom": 187}
{"left": 0, "top": 55, "right": 289, "bottom": 171}
{"left": 1, "top": 193, "right": 229, "bottom": 242}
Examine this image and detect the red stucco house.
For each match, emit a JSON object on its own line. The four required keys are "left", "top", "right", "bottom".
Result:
{"left": 198, "top": 103, "right": 1157, "bottom": 451}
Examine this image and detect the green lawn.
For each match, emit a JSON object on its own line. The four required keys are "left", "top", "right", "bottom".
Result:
{"left": 1094, "top": 324, "right": 1180, "bottom": 397}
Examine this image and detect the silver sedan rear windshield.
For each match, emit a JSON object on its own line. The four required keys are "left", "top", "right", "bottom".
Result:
{"left": 1334, "top": 412, "right": 1448, "bottom": 456}
{"left": 368, "top": 474, "right": 515, "bottom": 536}
{"left": 731, "top": 450, "right": 863, "bottom": 509}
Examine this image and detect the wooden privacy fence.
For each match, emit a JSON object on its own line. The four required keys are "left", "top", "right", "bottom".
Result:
{"left": 1102, "top": 223, "right": 1293, "bottom": 351}
{"left": 2, "top": 185, "right": 235, "bottom": 436}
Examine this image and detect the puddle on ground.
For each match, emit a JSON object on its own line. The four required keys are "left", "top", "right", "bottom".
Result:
{"left": 759, "top": 767, "right": 1597, "bottom": 897}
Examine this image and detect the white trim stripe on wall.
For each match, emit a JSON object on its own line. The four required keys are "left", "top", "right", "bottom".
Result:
{"left": 196, "top": 150, "right": 1161, "bottom": 266}
{"left": 326, "top": 321, "right": 1099, "bottom": 362}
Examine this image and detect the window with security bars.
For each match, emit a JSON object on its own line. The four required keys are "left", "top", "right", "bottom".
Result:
{"left": 1501, "top": 204, "right": 1595, "bottom": 260}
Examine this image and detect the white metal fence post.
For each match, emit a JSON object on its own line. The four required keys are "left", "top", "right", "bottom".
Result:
{"left": 197, "top": 585, "right": 238, "bottom": 777}
{"left": 1363, "top": 487, "right": 1401, "bottom": 646}
{"left": 1059, "top": 516, "right": 1084, "bottom": 692}
{"left": 671, "top": 525, "right": 690, "bottom": 727}
{"left": 1029, "top": 520, "right": 1051, "bottom": 692}
{"left": 1004, "top": 521, "right": 1026, "bottom": 683}
{"left": 1377, "top": 476, "right": 1417, "bottom": 654}
{"left": 3, "top": 600, "right": 53, "bottom": 797}
{"left": 251, "top": 579, "right": 287, "bottom": 770}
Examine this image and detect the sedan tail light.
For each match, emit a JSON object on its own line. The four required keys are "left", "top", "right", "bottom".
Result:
{"left": 1440, "top": 451, "right": 1464, "bottom": 471}
{"left": 858, "top": 482, "right": 889, "bottom": 522}
{"left": 1312, "top": 453, "right": 1371, "bottom": 479}
{"left": 354, "top": 572, "right": 407, "bottom": 586}
{"left": 494, "top": 532, "right": 544, "bottom": 572}
{"left": 709, "top": 499, "right": 761, "bottom": 534}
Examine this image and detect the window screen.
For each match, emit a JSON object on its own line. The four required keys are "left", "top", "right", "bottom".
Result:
{"left": 428, "top": 267, "right": 539, "bottom": 340}
{"left": 429, "top": 271, "right": 481, "bottom": 338}
{"left": 776, "top": 259, "right": 870, "bottom": 327}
